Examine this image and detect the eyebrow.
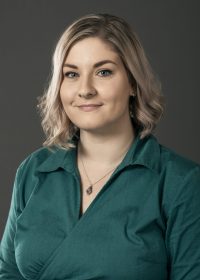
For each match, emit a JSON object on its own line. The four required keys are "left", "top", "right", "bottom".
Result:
{"left": 63, "top": 59, "right": 117, "bottom": 69}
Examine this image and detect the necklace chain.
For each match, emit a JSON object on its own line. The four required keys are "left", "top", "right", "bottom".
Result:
{"left": 80, "top": 157, "right": 118, "bottom": 195}
{"left": 78, "top": 141, "right": 133, "bottom": 195}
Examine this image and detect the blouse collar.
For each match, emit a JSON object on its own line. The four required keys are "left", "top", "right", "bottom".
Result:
{"left": 36, "top": 133, "right": 160, "bottom": 175}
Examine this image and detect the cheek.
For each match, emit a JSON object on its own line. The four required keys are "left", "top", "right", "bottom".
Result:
{"left": 59, "top": 83, "right": 72, "bottom": 106}
{"left": 106, "top": 85, "right": 130, "bottom": 107}
{"left": 105, "top": 75, "right": 130, "bottom": 99}
{"left": 59, "top": 82, "right": 66, "bottom": 102}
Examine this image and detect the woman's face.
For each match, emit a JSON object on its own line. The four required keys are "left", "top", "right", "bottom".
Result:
{"left": 60, "top": 37, "right": 133, "bottom": 133}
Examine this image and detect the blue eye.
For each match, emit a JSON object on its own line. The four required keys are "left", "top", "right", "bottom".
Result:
{"left": 64, "top": 72, "right": 78, "bottom": 78}
{"left": 98, "top": 69, "right": 112, "bottom": 77}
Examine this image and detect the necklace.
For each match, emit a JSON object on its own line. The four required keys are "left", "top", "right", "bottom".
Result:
{"left": 80, "top": 158, "right": 118, "bottom": 195}
{"left": 78, "top": 142, "right": 132, "bottom": 195}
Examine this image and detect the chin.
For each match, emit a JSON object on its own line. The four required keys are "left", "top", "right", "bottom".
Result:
{"left": 73, "top": 119, "right": 105, "bottom": 130}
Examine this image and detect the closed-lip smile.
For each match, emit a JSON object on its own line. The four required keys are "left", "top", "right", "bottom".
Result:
{"left": 78, "top": 104, "right": 103, "bottom": 107}
{"left": 77, "top": 103, "right": 103, "bottom": 112}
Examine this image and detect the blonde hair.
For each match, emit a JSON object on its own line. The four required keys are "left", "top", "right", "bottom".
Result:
{"left": 37, "top": 13, "right": 164, "bottom": 150}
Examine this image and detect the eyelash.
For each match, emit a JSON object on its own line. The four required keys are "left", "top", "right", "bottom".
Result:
{"left": 64, "top": 69, "right": 113, "bottom": 78}
{"left": 98, "top": 69, "right": 113, "bottom": 77}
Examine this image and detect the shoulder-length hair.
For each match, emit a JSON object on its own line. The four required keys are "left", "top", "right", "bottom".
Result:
{"left": 37, "top": 13, "right": 164, "bottom": 150}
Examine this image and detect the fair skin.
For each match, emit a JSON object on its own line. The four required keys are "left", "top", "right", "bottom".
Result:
{"left": 60, "top": 37, "right": 135, "bottom": 214}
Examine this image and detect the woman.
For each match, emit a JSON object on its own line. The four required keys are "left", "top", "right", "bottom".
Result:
{"left": 0, "top": 13, "right": 200, "bottom": 280}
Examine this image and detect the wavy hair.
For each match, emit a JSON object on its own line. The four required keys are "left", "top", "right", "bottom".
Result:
{"left": 37, "top": 13, "right": 164, "bottom": 150}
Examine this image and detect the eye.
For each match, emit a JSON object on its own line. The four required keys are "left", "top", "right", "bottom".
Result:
{"left": 64, "top": 71, "right": 79, "bottom": 78}
{"left": 97, "top": 69, "right": 113, "bottom": 77}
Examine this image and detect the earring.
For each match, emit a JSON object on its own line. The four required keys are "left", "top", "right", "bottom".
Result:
{"left": 129, "top": 90, "right": 135, "bottom": 118}
{"left": 129, "top": 108, "right": 134, "bottom": 118}
{"left": 130, "top": 91, "right": 136, "bottom": 97}
{"left": 129, "top": 102, "right": 134, "bottom": 119}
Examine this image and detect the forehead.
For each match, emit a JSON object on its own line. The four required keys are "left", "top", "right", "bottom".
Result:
{"left": 65, "top": 37, "right": 120, "bottom": 63}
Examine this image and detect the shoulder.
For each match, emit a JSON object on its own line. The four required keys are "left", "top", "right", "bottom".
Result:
{"left": 13, "top": 146, "right": 70, "bottom": 211}
{"left": 158, "top": 142, "right": 199, "bottom": 177}
{"left": 155, "top": 140, "right": 200, "bottom": 216}
{"left": 15, "top": 144, "right": 74, "bottom": 189}
{"left": 16, "top": 146, "right": 58, "bottom": 177}
{"left": 141, "top": 134, "right": 199, "bottom": 179}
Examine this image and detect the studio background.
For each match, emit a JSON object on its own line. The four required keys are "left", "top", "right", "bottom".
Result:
{"left": 0, "top": 0, "right": 199, "bottom": 238}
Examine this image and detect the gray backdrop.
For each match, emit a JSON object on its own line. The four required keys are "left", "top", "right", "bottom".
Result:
{"left": 0, "top": 0, "right": 199, "bottom": 238}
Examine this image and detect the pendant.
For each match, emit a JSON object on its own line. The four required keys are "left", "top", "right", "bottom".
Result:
{"left": 86, "top": 185, "right": 93, "bottom": 195}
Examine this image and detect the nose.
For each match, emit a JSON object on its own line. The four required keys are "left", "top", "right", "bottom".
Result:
{"left": 78, "top": 91, "right": 97, "bottom": 98}
{"left": 78, "top": 75, "right": 97, "bottom": 99}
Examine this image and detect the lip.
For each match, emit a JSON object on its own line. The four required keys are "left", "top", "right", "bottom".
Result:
{"left": 78, "top": 104, "right": 103, "bottom": 112}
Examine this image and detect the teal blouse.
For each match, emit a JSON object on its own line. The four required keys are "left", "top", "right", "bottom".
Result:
{"left": 0, "top": 134, "right": 200, "bottom": 279}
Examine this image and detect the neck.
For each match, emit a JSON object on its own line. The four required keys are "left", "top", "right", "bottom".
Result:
{"left": 78, "top": 121, "right": 135, "bottom": 167}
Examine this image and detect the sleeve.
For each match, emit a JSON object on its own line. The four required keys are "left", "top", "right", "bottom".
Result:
{"left": 0, "top": 165, "right": 26, "bottom": 279}
{"left": 165, "top": 165, "right": 200, "bottom": 279}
